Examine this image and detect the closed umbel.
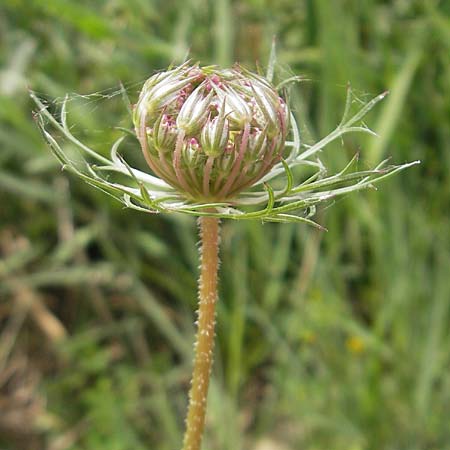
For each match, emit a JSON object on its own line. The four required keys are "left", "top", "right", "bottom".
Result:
{"left": 133, "top": 63, "right": 289, "bottom": 201}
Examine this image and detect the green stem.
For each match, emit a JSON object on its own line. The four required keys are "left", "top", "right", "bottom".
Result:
{"left": 182, "top": 216, "right": 220, "bottom": 450}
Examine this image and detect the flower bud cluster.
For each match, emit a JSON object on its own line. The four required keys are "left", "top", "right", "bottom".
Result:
{"left": 134, "top": 63, "right": 289, "bottom": 201}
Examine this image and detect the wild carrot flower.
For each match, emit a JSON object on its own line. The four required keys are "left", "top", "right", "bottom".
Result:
{"left": 30, "top": 62, "right": 417, "bottom": 227}
{"left": 31, "top": 59, "right": 418, "bottom": 450}
{"left": 133, "top": 64, "right": 289, "bottom": 202}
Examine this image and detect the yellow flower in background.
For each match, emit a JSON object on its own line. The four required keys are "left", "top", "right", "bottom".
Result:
{"left": 346, "top": 336, "right": 365, "bottom": 354}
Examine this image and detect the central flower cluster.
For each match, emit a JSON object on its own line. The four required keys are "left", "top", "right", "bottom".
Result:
{"left": 133, "top": 63, "right": 289, "bottom": 201}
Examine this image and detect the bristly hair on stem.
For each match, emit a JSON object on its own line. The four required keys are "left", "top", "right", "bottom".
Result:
{"left": 182, "top": 216, "right": 220, "bottom": 450}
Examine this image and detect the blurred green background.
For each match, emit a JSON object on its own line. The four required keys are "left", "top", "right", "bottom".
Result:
{"left": 1, "top": 1, "right": 449, "bottom": 449}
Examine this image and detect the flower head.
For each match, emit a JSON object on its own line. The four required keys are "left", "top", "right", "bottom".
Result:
{"left": 31, "top": 61, "right": 418, "bottom": 228}
{"left": 133, "top": 64, "right": 289, "bottom": 201}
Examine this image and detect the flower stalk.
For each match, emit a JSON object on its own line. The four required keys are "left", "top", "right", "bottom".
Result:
{"left": 183, "top": 216, "right": 220, "bottom": 450}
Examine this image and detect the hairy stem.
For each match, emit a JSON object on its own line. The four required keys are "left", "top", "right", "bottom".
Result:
{"left": 182, "top": 216, "right": 220, "bottom": 450}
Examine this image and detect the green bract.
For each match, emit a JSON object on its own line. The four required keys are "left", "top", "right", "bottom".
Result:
{"left": 31, "top": 62, "right": 419, "bottom": 228}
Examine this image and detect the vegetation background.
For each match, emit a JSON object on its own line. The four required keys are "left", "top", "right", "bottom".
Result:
{"left": 1, "top": 1, "right": 449, "bottom": 449}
